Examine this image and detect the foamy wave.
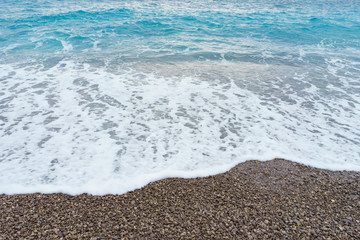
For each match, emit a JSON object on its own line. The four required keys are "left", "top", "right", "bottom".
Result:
{"left": 0, "top": 58, "right": 359, "bottom": 195}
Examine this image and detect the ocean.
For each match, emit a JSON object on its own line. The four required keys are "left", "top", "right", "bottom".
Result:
{"left": 0, "top": 0, "right": 359, "bottom": 195}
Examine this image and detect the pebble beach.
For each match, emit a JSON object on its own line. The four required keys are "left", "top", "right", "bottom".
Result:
{"left": 1, "top": 159, "right": 359, "bottom": 239}
{"left": 1, "top": 1, "right": 360, "bottom": 239}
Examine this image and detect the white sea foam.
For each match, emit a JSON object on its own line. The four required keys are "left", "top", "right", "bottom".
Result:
{"left": 60, "top": 40, "right": 73, "bottom": 52}
{"left": 0, "top": 57, "right": 359, "bottom": 195}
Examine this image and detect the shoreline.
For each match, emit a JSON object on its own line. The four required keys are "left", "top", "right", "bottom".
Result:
{"left": 1, "top": 159, "right": 359, "bottom": 239}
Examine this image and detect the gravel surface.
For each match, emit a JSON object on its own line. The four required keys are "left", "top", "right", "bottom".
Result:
{"left": 0, "top": 159, "right": 359, "bottom": 239}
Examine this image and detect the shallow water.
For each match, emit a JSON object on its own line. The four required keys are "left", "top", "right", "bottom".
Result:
{"left": 0, "top": 0, "right": 359, "bottom": 194}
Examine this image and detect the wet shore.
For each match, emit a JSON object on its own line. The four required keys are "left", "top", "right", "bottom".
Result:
{"left": 1, "top": 159, "right": 359, "bottom": 239}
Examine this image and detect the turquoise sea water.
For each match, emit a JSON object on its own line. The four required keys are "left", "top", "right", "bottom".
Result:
{"left": 0, "top": 0, "right": 359, "bottom": 194}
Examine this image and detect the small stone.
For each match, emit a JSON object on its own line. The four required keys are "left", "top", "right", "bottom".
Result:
{"left": 349, "top": 195, "right": 359, "bottom": 200}
{"left": 342, "top": 218, "right": 353, "bottom": 225}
